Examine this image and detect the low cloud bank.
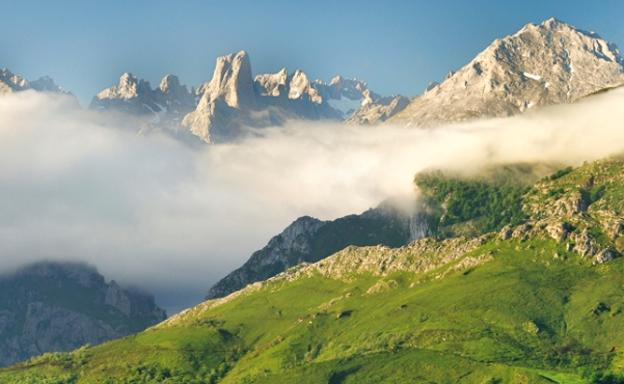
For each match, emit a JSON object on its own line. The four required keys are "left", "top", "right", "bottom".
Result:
{"left": 1, "top": 88, "right": 623, "bottom": 311}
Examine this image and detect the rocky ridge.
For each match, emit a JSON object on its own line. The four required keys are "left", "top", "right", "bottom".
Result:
{"left": 206, "top": 200, "right": 428, "bottom": 299}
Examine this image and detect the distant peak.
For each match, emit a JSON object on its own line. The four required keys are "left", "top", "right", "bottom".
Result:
{"left": 120, "top": 72, "right": 136, "bottom": 80}
{"left": 540, "top": 17, "right": 572, "bottom": 30}
{"left": 330, "top": 75, "right": 344, "bottom": 85}
{"left": 216, "top": 50, "right": 250, "bottom": 65}
{"left": 29, "top": 76, "right": 65, "bottom": 93}
{"left": 159, "top": 74, "right": 181, "bottom": 90}
{"left": 543, "top": 16, "right": 562, "bottom": 25}
{"left": 161, "top": 73, "right": 179, "bottom": 82}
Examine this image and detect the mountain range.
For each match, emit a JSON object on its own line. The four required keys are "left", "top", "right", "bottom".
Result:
{"left": 1, "top": 17, "right": 624, "bottom": 383}
{"left": 4, "top": 18, "right": 622, "bottom": 143}
{"left": 91, "top": 50, "right": 410, "bottom": 143}
{"left": 0, "top": 68, "right": 67, "bottom": 95}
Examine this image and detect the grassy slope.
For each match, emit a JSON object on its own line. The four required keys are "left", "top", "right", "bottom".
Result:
{"left": 3, "top": 239, "right": 622, "bottom": 383}
{"left": 4, "top": 158, "right": 624, "bottom": 383}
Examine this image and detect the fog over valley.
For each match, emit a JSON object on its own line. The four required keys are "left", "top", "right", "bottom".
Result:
{"left": 1, "top": 87, "right": 624, "bottom": 312}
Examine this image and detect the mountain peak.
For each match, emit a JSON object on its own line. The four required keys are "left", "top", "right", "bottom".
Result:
{"left": 541, "top": 16, "right": 565, "bottom": 28}
{"left": 254, "top": 68, "right": 288, "bottom": 97}
{"left": 95, "top": 72, "right": 152, "bottom": 101}
{"left": 29, "top": 76, "right": 66, "bottom": 93}
{"left": 0, "top": 68, "right": 68, "bottom": 95}
{"left": 206, "top": 50, "right": 255, "bottom": 108}
{"left": 159, "top": 74, "right": 182, "bottom": 93}
{"left": 390, "top": 19, "right": 624, "bottom": 126}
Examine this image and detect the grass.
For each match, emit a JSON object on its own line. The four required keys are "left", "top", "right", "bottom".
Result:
{"left": 3, "top": 237, "right": 624, "bottom": 383}
{"left": 5, "top": 158, "right": 624, "bottom": 382}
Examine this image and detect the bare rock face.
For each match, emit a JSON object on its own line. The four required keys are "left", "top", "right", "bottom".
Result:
{"left": 0, "top": 261, "right": 166, "bottom": 366}
{"left": 205, "top": 216, "right": 326, "bottom": 298}
{"left": 182, "top": 51, "right": 259, "bottom": 142}
{"left": 390, "top": 18, "right": 624, "bottom": 127}
{"left": 202, "top": 50, "right": 256, "bottom": 109}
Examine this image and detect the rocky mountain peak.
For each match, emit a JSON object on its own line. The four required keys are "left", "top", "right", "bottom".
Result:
{"left": 254, "top": 68, "right": 288, "bottom": 97}
{"left": 390, "top": 18, "right": 624, "bottom": 126}
{"left": 0, "top": 69, "right": 68, "bottom": 95}
{"left": 92, "top": 73, "right": 193, "bottom": 123}
{"left": 0, "top": 68, "right": 28, "bottom": 93}
{"left": 157, "top": 74, "right": 194, "bottom": 115}
{"left": 288, "top": 70, "right": 322, "bottom": 103}
{"left": 96, "top": 72, "right": 152, "bottom": 101}
{"left": 28, "top": 76, "right": 66, "bottom": 93}
{"left": 203, "top": 50, "right": 255, "bottom": 108}
{"left": 158, "top": 74, "right": 182, "bottom": 94}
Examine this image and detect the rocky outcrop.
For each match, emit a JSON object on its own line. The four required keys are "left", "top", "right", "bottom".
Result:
{"left": 206, "top": 199, "right": 427, "bottom": 299}
{"left": 302, "top": 235, "right": 487, "bottom": 279}
{"left": 505, "top": 157, "right": 624, "bottom": 264}
{"left": 0, "top": 261, "right": 166, "bottom": 366}
{"left": 390, "top": 18, "right": 624, "bottom": 127}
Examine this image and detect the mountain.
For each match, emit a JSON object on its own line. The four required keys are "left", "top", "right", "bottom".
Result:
{"left": 0, "top": 261, "right": 166, "bottom": 367}
{"left": 0, "top": 68, "right": 67, "bottom": 95}
{"left": 91, "top": 72, "right": 196, "bottom": 129}
{"left": 206, "top": 201, "right": 427, "bottom": 299}
{"left": 6, "top": 156, "right": 624, "bottom": 382}
{"left": 390, "top": 18, "right": 624, "bottom": 127}
{"left": 207, "top": 163, "right": 558, "bottom": 300}
{"left": 92, "top": 51, "right": 407, "bottom": 143}
{"left": 184, "top": 52, "right": 409, "bottom": 142}
{"left": 88, "top": 19, "right": 624, "bottom": 139}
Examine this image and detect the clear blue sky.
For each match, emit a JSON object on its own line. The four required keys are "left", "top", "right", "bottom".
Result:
{"left": 2, "top": 0, "right": 623, "bottom": 103}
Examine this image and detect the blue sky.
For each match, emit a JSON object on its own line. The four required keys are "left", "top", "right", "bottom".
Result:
{"left": 2, "top": 0, "right": 623, "bottom": 103}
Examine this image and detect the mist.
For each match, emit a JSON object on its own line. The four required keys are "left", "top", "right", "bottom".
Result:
{"left": 1, "top": 88, "right": 624, "bottom": 313}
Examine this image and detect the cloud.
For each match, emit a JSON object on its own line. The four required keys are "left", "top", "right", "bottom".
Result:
{"left": 1, "top": 88, "right": 624, "bottom": 312}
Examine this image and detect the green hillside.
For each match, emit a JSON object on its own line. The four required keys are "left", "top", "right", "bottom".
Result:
{"left": 4, "top": 157, "right": 624, "bottom": 383}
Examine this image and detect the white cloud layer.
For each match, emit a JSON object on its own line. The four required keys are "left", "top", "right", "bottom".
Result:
{"left": 1, "top": 88, "right": 624, "bottom": 311}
